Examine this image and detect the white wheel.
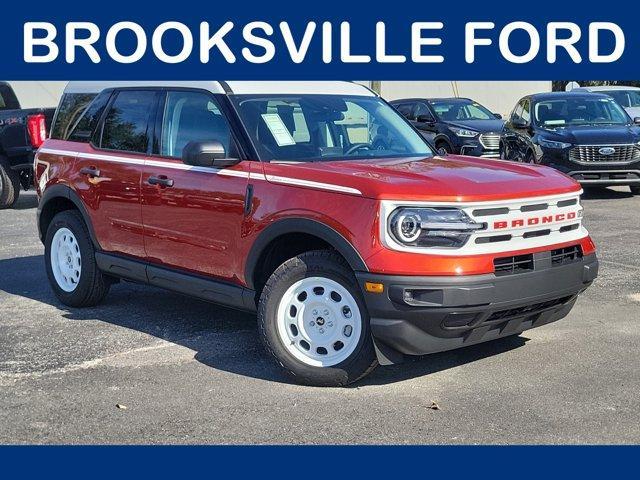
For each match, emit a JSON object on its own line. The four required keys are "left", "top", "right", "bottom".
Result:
{"left": 50, "top": 227, "right": 82, "bottom": 292}
{"left": 276, "top": 276, "right": 362, "bottom": 367}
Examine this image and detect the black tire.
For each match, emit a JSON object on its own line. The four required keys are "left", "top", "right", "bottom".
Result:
{"left": 44, "top": 210, "right": 110, "bottom": 307}
{"left": 630, "top": 186, "right": 640, "bottom": 195}
{"left": 435, "top": 142, "right": 451, "bottom": 155}
{"left": 0, "top": 157, "right": 21, "bottom": 209}
{"left": 258, "top": 250, "right": 378, "bottom": 387}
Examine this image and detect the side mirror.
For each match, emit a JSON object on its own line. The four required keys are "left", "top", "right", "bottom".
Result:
{"left": 512, "top": 118, "right": 529, "bottom": 129}
{"left": 634, "top": 117, "right": 640, "bottom": 125}
{"left": 494, "top": 113, "right": 503, "bottom": 119}
{"left": 416, "top": 114, "right": 434, "bottom": 123}
{"left": 182, "top": 141, "right": 239, "bottom": 168}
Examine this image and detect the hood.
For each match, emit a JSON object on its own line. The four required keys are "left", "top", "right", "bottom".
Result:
{"left": 447, "top": 119, "right": 505, "bottom": 133}
{"left": 266, "top": 155, "right": 581, "bottom": 202}
{"left": 540, "top": 124, "right": 640, "bottom": 145}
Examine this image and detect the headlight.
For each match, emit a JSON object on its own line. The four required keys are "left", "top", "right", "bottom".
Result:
{"left": 450, "top": 127, "right": 479, "bottom": 138}
{"left": 389, "top": 208, "right": 485, "bottom": 248}
{"left": 539, "top": 138, "right": 572, "bottom": 149}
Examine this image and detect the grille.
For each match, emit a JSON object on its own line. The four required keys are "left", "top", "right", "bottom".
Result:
{"left": 551, "top": 245, "right": 582, "bottom": 266}
{"left": 485, "top": 296, "right": 573, "bottom": 322}
{"left": 479, "top": 133, "right": 501, "bottom": 150}
{"left": 569, "top": 145, "right": 640, "bottom": 164}
{"left": 494, "top": 254, "right": 534, "bottom": 276}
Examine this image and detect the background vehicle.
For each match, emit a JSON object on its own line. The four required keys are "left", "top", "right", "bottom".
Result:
{"left": 390, "top": 97, "right": 504, "bottom": 157}
{"left": 35, "top": 81, "right": 597, "bottom": 387}
{"left": 0, "top": 82, "right": 54, "bottom": 208}
{"left": 573, "top": 85, "right": 640, "bottom": 120}
{"left": 501, "top": 92, "right": 640, "bottom": 194}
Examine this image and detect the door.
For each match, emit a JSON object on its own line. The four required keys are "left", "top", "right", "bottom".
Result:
{"left": 141, "top": 90, "right": 249, "bottom": 282}
{"left": 504, "top": 99, "right": 527, "bottom": 160}
{"left": 74, "top": 89, "right": 156, "bottom": 258}
{"left": 512, "top": 98, "right": 533, "bottom": 161}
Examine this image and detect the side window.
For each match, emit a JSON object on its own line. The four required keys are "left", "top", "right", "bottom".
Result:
{"left": 67, "top": 90, "right": 112, "bottom": 143}
{"left": 51, "top": 93, "right": 97, "bottom": 140}
{"left": 394, "top": 103, "right": 415, "bottom": 120}
{"left": 511, "top": 100, "right": 525, "bottom": 122}
{"left": 521, "top": 99, "right": 531, "bottom": 123}
{"left": 100, "top": 90, "right": 156, "bottom": 153}
{"left": 0, "top": 84, "right": 20, "bottom": 110}
{"left": 414, "top": 103, "right": 433, "bottom": 120}
{"left": 160, "top": 91, "right": 234, "bottom": 159}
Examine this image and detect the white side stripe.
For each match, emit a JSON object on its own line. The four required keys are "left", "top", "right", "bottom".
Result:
{"left": 265, "top": 174, "right": 362, "bottom": 195}
{"left": 36, "top": 148, "right": 362, "bottom": 195}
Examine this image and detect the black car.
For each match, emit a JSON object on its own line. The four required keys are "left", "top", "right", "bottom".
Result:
{"left": 390, "top": 97, "right": 504, "bottom": 157}
{"left": 0, "top": 82, "right": 55, "bottom": 208}
{"left": 501, "top": 92, "right": 640, "bottom": 194}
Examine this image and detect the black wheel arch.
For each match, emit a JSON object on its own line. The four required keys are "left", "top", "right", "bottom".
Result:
{"left": 37, "top": 184, "right": 100, "bottom": 248}
{"left": 244, "top": 218, "right": 368, "bottom": 290}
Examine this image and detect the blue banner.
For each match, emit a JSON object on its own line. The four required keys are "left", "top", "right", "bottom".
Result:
{"left": 0, "top": 445, "right": 637, "bottom": 477}
{"left": 2, "top": 0, "right": 637, "bottom": 80}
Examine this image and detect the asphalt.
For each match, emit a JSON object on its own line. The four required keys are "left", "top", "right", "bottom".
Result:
{"left": 0, "top": 188, "right": 639, "bottom": 444}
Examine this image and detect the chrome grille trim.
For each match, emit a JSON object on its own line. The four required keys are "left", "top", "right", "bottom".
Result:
{"left": 569, "top": 144, "right": 640, "bottom": 165}
{"left": 479, "top": 133, "right": 501, "bottom": 150}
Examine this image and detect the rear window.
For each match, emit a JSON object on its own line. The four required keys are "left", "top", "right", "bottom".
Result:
{"left": 100, "top": 90, "right": 156, "bottom": 153}
{"left": 0, "top": 84, "right": 20, "bottom": 110}
{"left": 51, "top": 93, "right": 97, "bottom": 140}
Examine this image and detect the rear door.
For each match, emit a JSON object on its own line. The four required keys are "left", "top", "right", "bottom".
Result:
{"left": 140, "top": 89, "right": 250, "bottom": 282}
{"left": 73, "top": 89, "right": 157, "bottom": 258}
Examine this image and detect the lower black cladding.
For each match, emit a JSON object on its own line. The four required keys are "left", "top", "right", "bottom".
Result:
{"left": 356, "top": 253, "right": 598, "bottom": 363}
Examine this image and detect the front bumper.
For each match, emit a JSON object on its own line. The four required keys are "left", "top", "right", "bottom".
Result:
{"left": 357, "top": 253, "right": 598, "bottom": 363}
{"left": 540, "top": 148, "right": 640, "bottom": 185}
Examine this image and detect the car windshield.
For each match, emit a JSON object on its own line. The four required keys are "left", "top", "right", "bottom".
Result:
{"left": 534, "top": 97, "right": 630, "bottom": 127}
{"left": 601, "top": 90, "right": 640, "bottom": 108}
{"left": 230, "top": 95, "right": 433, "bottom": 162}
{"left": 428, "top": 99, "right": 495, "bottom": 121}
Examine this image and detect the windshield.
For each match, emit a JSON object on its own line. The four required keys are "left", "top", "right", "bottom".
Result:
{"left": 428, "top": 99, "right": 495, "bottom": 121}
{"left": 230, "top": 95, "right": 433, "bottom": 162}
{"left": 534, "top": 97, "right": 630, "bottom": 127}
{"left": 601, "top": 90, "right": 640, "bottom": 108}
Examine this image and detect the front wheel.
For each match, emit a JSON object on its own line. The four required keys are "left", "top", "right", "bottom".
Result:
{"left": 258, "top": 250, "right": 377, "bottom": 387}
{"left": 45, "top": 210, "right": 111, "bottom": 307}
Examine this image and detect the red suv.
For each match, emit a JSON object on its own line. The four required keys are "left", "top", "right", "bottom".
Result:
{"left": 35, "top": 81, "right": 598, "bottom": 386}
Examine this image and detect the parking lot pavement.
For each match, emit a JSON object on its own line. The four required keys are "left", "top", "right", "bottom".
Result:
{"left": 0, "top": 189, "right": 639, "bottom": 445}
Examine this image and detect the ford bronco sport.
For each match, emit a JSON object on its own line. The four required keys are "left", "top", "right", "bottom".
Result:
{"left": 35, "top": 81, "right": 598, "bottom": 386}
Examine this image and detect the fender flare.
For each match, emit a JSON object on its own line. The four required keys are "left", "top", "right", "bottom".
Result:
{"left": 244, "top": 218, "right": 369, "bottom": 289}
{"left": 37, "top": 184, "right": 100, "bottom": 248}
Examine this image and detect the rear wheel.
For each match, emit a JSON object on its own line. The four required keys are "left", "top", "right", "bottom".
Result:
{"left": 258, "top": 250, "right": 377, "bottom": 387}
{"left": 45, "top": 210, "right": 110, "bottom": 307}
{"left": 0, "top": 157, "right": 20, "bottom": 209}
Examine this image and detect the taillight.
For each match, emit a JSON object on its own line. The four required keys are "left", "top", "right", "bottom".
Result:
{"left": 27, "top": 113, "right": 47, "bottom": 148}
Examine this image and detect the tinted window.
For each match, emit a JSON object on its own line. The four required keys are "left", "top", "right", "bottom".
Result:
{"left": 511, "top": 100, "right": 525, "bottom": 122}
{"left": 603, "top": 90, "right": 640, "bottom": 108}
{"left": 394, "top": 103, "right": 415, "bottom": 119}
{"left": 414, "top": 103, "right": 433, "bottom": 119}
{"left": 521, "top": 99, "right": 531, "bottom": 123}
{"left": 0, "top": 84, "right": 20, "bottom": 110}
{"left": 161, "top": 91, "right": 233, "bottom": 158}
{"left": 51, "top": 93, "right": 97, "bottom": 139}
{"left": 67, "top": 90, "right": 112, "bottom": 143}
{"left": 101, "top": 90, "right": 155, "bottom": 153}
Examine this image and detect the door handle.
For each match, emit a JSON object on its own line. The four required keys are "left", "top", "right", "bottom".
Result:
{"left": 80, "top": 166, "right": 101, "bottom": 178}
{"left": 148, "top": 175, "right": 174, "bottom": 188}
